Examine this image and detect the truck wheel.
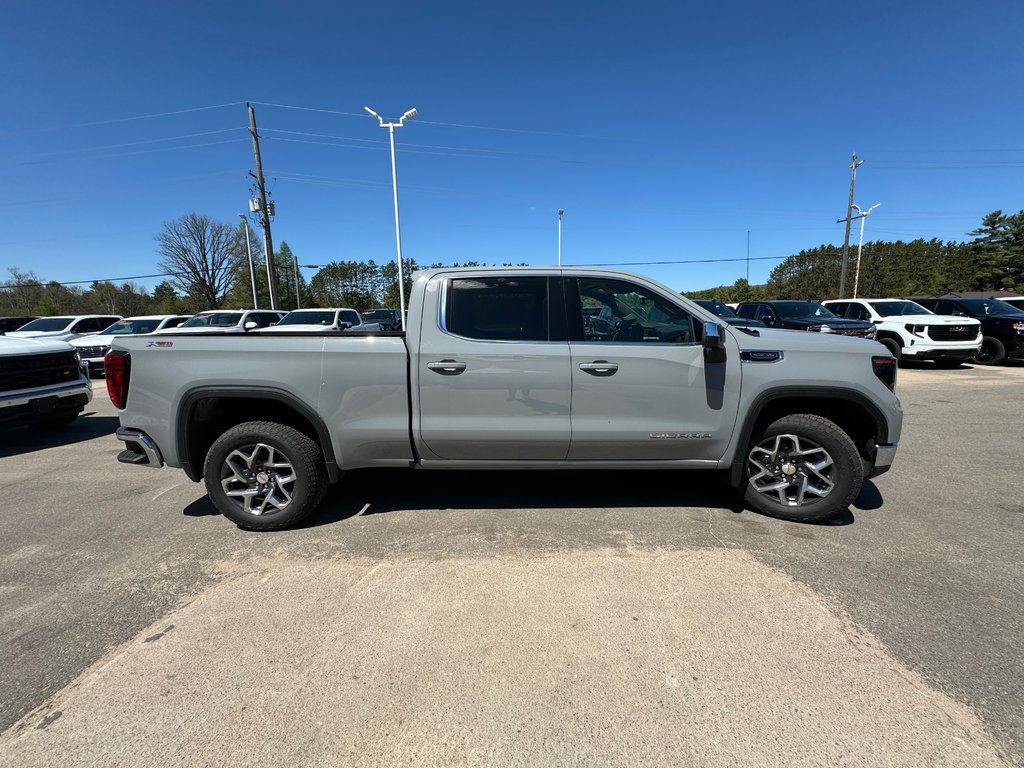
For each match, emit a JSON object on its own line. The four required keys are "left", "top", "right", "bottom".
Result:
{"left": 972, "top": 336, "right": 1006, "bottom": 366}
{"left": 203, "top": 421, "right": 328, "bottom": 531}
{"left": 878, "top": 337, "right": 902, "bottom": 365}
{"left": 743, "top": 414, "right": 863, "bottom": 523}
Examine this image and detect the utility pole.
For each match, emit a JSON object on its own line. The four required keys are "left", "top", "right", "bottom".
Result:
{"left": 557, "top": 209, "right": 564, "bottom": 266}
{"left": 837, "top": 152, "right": 864, "bottom": 299}
{"left": 247, "top": 103, "right": 278, "bottom": 310}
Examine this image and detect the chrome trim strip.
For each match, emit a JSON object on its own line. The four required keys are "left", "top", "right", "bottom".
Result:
{"left": 0, "top": 380, "right": 92, "bottom": 408}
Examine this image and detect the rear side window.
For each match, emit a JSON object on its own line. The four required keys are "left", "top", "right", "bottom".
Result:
{"left": 445, "top": 277, "right": 549, "bottom": 341}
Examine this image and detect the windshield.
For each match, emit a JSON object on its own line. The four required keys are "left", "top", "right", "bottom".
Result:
{"left": 960, "top": 299, "right": 1023, "bottom": 317}
{"left": 102, "top": 318, "right": 162, "bottom": 335}
{"left": 695, "top": 300, "right": 739, "bottom": 319}
{"left": 180, "top": 312, "right": 242, "bottom": 328}
{"left": 277, "top": 311, "right": 336, "bottom": 326}
{"left": 772, "top": 302, "right": 837, "bottom": 319}
{"left": 16, "top": 317, "right": 74, "bottom": 332}
{"left": 868, "top": 300, "right": 931, "bottom": 317}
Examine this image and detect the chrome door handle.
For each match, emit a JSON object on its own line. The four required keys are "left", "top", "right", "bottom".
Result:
{"left": 427, "top": 359, "right": 467, "bottom": 375}
{"left": 579, "top": 360, "right": 618, "bottom": 376}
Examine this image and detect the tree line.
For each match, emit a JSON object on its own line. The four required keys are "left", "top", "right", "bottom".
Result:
{"left": 684, "top": 209, "right": 1024, "bottom": 302}
{"left": 3, "top": 209, "right": 1020, "bottom": 317}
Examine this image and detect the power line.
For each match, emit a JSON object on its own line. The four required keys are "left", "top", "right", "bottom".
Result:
{"left": 2, "top": 272, "right": 180, "bottom": 288}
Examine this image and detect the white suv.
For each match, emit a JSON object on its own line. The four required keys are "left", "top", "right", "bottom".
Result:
{"left": 153, "top": 309, "right": 285, "bottom": 334}
{"left": 7, "top": 315, "right": 123, "bottom": 342}
{"left": 70, "top": 314, "right": 192, "bottom": 376}
{"left": 823, "top": 298, "right": 981, "bottom": 366}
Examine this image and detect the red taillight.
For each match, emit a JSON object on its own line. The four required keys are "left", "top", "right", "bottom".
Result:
{"left": 104, "top": 352, "right": 130, "bottom": 409}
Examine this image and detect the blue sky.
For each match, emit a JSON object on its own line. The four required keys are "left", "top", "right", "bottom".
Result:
{"left": 2, "top": 0, "right": 1022, "bottom": 294}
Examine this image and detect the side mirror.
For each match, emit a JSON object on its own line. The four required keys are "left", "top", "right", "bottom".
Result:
{"left": 244, "top": 321, "right": 258, "bottom": 330}
{"left": 703, "top": 322, "right": 727, "bottom": 363}
{"left": 337, "top": 322, "right": 352, "bottom": 330}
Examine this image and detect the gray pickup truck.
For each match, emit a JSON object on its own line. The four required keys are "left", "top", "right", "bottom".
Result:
{"left": 106, "top": 267, "right": 902, "bottom": 530}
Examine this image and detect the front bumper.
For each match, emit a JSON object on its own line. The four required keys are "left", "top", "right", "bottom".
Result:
{"left": 0, "top": 380, "right": 93, "bottom": 426}
{"left": 869, "top": 442, "right": 898, "bottom": 478}
{"left": 904, "top": 347, "right": 979, "bottom": 361}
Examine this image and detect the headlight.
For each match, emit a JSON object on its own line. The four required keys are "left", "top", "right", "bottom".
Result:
{"left": 807, "top": 325, "right": 822, "bottom": 332}
{"left": 1013, "top": 322, "right": 1024, "bottom": 334}
{"left": 904, "top": 324, "right": 926, "bottom": 335}
{"left": 73, "top": 351, "right": 81, "bottom": 364}
{"left": 820, "top": 325, "right": 834, "bottom": 334}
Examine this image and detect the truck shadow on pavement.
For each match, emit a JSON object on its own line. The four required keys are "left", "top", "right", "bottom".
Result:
{"left": 0, "top": 413, "right": 119, "bottom": 459}
{"left": 280, "top": 469, "right": 880, "bottom": 530}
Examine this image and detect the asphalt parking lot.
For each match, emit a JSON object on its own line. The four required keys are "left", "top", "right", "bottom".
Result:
{"left": 1, "top": 364, "right": 1022, "bottom": 766}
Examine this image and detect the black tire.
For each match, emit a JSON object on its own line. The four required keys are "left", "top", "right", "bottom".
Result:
{"left": 742, "top": 414, "right": 863, "bottom": 523}
{"left": 972, "top": 336, "right": 1006, "bottom": 366}
{"left": 203, "top": 421, "right": 328, "bottom": 531}
{"left": 878, "top": 337, "right": 903, "bottom": 366}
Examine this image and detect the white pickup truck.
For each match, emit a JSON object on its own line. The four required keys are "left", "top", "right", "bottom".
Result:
{"left": 1, "top": 336, "right": 92, "bottom": 429}
{"left": 106, "top": 267, "right": 903, "bottom": 531}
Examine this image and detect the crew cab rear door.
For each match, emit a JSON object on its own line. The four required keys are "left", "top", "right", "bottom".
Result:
{"left": 564, "top": 275, "right": 741, "bottom": 461}
{"left": 416, "top": 274, "right": 571, "bottom": 460}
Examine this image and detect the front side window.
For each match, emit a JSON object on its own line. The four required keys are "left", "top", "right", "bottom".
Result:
{"left": 575, "top": 277, "right": 694, "bottom": 344}
{"left": 181, "top": 312, "right": 242, "bottom": 328}
{"left": 18, "top": 317, "right": 74, "bottom": 332}
{"left": 445, "top": 277, "right": 549, "bottom": 341}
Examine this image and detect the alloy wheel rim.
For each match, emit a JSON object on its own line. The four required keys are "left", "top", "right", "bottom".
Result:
{"left": 220, "top": 442, "right": 297, "bottom": 516}
{"left": 748, "top": 433, "right": 835, "bottom": 507}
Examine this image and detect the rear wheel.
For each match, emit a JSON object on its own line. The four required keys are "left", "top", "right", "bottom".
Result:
{"left": 203, "top": 421, "right": 328, "bottom": 531}
{"left": 972, "top": 336, "right": 1006, "bottom": 366}
{"left": 743, "top": 414, "right": 862, "bottom": 523}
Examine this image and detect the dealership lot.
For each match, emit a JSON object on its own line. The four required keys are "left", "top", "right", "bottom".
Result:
{"left": 1, "top": 366, "right": 1022, "bottom": 765}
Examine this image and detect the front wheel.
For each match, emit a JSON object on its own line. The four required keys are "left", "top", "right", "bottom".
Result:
{"left": 743, "top": 414, "right": 863, "bottom": 523}
{"left": 971, "top": 336, "right": 1006, "bottom": 366}
{"left": 203, "top": 421, "right": 328, "bottom": 531}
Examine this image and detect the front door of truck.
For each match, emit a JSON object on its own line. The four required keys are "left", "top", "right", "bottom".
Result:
{"left": 417, "top": 275, "right": 571, "bottom": 460}
{"left": 565, "top": 276, "right": 741, "bottom": 461}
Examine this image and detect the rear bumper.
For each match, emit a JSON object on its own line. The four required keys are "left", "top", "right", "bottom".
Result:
{"left": 115, "top": 427, "right": 165, "bottom": 468}
{"left": 868, "top": 442, "right": 898, "bottom": 478}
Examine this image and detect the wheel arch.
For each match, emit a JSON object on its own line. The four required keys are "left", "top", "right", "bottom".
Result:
{"left": 176, "top": 387, "right": 340, "bottom": 483}
{"left": 728, "top": 387, "right": 889, "bottom": 486}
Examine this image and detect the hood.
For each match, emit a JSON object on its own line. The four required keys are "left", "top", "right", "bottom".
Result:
{"left": 152, "top": 325, "right": 244, "bottom": 334}
{"left": 0, "top": 335, "right": 76, "bottom": 356}
{"left": 70, "top": 334, "right": 116, "bottom": 349}
{"left": 727, "top": 326, "right": 883, "bottom": 354}
{"left": 779, "top": 317, "right": 873, "bottom": 329}
{"left": 260, "top": 324, "right": 338, "bottom": 333}
{"left": 891, "top": 314, "right": 981, "bottom": 325}
{"left": 5, "top": 330, "right": 73, "bottom": 340}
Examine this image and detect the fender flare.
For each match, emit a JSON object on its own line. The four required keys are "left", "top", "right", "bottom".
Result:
{"left": 176, "top": 386, "right": 340, "bottom": 483}
{"left": 728, "top": 386, "right": 890, "bottom": 486}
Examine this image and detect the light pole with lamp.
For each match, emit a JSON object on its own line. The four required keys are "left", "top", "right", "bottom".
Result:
{"left": 851, "top": 203, "right": 880, "bottom": 298}
{"left": 557, "top": 209, "right": 564, "bottom": 266}
{"left": 239, "top": 214, "right": 259, "bottom": 309}
{"left": 365, "top": 105, "right": 417, "bottom": 331}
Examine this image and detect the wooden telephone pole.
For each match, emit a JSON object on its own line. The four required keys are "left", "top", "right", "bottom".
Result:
{"left": 838, "top": 152, "right": 864, "bottom": 299}
{"left": 247, "top": 103, "right": 278, "bottom": 309}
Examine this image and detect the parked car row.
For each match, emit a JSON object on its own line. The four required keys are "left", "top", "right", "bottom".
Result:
{"left": 707, "top": 294, "right": 1024, "bottom": 367}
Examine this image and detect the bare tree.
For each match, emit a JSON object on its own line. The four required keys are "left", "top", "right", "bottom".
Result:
{"left": 156, "top": 213, "right": 244, "bottom": 309}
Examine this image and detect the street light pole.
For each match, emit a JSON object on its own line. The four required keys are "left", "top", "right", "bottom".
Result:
{"left": 239, "top": 214, "right": 258, "bottom": 309}
{"left": 557, "top": 209, "right": 564, "bottom": 267}
{"left": 293, "top": 253, "right": 301, "bottom": 309}
{"left": 366, "top": 106, "right": 417, "bottom": 331}
{"left": 851, "top": 203, "right": 880, "bottom": 299}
